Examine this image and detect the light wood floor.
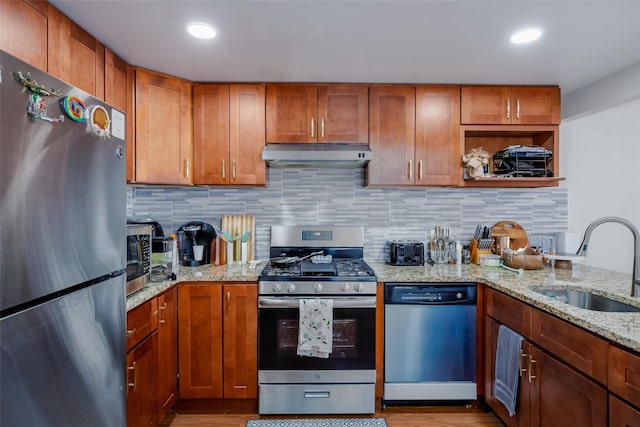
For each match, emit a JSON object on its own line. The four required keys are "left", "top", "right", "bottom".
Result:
{"left": 162, "top": 407, "right": 505, "bottom": 427}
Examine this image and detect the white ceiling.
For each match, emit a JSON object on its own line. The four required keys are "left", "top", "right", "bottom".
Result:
{"left": 49, "top": 0, "right": 640, "bottom": 94}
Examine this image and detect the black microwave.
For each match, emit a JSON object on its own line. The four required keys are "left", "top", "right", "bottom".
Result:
{"left": 126, "top": 224, "right": 152, "bottom": 295}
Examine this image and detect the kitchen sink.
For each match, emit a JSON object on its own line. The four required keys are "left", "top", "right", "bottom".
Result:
{"left": 534, "top": 289, "right": 640, "bottom": 312}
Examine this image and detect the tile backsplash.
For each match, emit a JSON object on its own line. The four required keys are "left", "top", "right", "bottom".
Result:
{"left": 127, "top": 167, "right": 568, "bottom": 261}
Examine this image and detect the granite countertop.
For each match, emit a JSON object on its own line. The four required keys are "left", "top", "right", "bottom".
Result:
{"left": 370, "top": 261, "right": 640, "bottom": 353}
{"left": 127, "top": 260, "right": 640, "bottom": 353}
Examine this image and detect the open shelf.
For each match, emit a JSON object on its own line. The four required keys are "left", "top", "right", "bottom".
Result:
{"left": 461, "top": 124, "right": 563, "bottom": 188}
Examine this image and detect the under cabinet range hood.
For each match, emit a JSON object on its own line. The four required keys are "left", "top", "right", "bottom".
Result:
{"left": 262, "top": 143, "right": 373, "bottom": 168}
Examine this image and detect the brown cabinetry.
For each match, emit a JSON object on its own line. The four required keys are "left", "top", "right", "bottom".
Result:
{"left": 609, "top": 395, "right": 640, "bottom": 426}
{"left": 461, "top": 85, "right": 562, "bottom": 188}
{"left": 461, "top": 86, "right": 560, "bottom": 125}
{"left": 157, "top": 288, "right": 178, "bottom": 421}
{"left": 193, "top": 83, "right": 266, "bottom": 185}
{"left": 178, "top": 282, "right": 258, "bottom": 399}
{"left": 366, "top": 85, "right": 415, "bottom": 186}
{"left": 0, "top": 0, "right": 49, "bottom": 71}
{"left": 47, "top": 6, "right": 105, "bottom": 98}
{"left": 135, "top": 69, "right": 193, "bottom": 184}
{"left": 415, "top": 85, "right": 461, "bottom": 186}
{"left": 266, "top": 84, "right": 368, "bottom": 144}
{"left": 484, "top": 288, "right": 607, "bottom": 427}
{"left": 608, "top": 345, "right": 640, "bottom": 410}
{"left": 126, "top": 298, "right": 159, "bottom": 427}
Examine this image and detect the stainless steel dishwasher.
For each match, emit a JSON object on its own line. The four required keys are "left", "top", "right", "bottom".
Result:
{"left": 383, "top": 282, "right": 477, "bottom": 406}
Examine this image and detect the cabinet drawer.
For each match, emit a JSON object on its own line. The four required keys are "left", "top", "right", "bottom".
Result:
{"left": 485, "top": 289, "right": 532, "bottom": 339}
{"left": 609, "top": 345, "right": 640, "bottom": 409}
{"left": 531, "top": 309, "right": 608, "bottom": 385}
{"left": 609, "top": 395, "right": 640, "bottom": 426}
{"left": 126, "top": 298, "right": 158, "bottom": 351}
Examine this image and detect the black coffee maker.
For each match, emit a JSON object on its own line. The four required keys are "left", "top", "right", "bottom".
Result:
{"left": 177, "top": 221, "right": 216, "bottom": 266}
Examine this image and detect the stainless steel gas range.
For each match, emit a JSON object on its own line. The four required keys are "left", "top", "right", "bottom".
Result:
{"left": 258, "top": 226, "right": 377, "bottom": 415}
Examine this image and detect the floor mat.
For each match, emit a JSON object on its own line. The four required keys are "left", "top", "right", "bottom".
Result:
{"left": 246, "top": 418, "right": 387, "bottom": 427}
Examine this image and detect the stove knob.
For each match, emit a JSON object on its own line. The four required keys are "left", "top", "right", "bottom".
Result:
{"left": 314, "top": 283, "right": 323, "bottom": 293}
{"left": 354, "top": 283, "right": 365, "bottom": 293}
{"left": 287, "top": 283, "right": 296, "bottom": 293}
{"left": 457, "top": 292, "right": 463, "bottom": 299}
{"left": 341, "top": 283, "right": 352, "bottom": 292}
{"left": 271, "top": 283, "right": 282, "bottom": 293}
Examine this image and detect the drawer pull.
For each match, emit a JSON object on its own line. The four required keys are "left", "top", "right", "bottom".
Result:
{"left": 127, "top": 362, "right": 137, "bottom": 396}
{"left": 126, "top": 328, "right": 136, "bottom": 338}
{"left": 519, "top": 351, "right": 527, "bottom": 377}
{"left": 528, "top": 355, "right": 537, "bottom": 383}
{"left": 304, "top": 391, "right": 330, "bottom": 399}
{"left": 159, "top": 302, "right": 167, "bottom": 324}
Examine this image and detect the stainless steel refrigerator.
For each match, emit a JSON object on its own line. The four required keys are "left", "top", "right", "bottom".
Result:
{"left": 0, "top": 50, "right": 127, "bottom": 426}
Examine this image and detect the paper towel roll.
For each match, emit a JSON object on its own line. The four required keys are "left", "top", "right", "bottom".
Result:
{"left": 554, "top": 232, "right": 581, "bottom": 253}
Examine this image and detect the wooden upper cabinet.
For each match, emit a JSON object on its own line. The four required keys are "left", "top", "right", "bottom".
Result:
{"left": 135, "top": 68, "right": 193, "bottom": 185}
{"left": 461, "top": 86, "right": 560, "bottom": 125}
{"left": 0, "top": 0, "right": 49, "bottom": 71}
{"left": 366, "top": 85, "right": 415, "bottom": 186}
{"left": 194, "top": 84, "right": 230, "bottom": 184}
{"left": 415, "top": 85, "right": 461, "bottom": 186}
{"left": 47, "top": 5, "right": 104, "bottom": 98}
{"left": 193, "top": 83, "right": 266, "bottom": 185}
{"left": 266, "top": 84, "right": 368, "bottom": 144}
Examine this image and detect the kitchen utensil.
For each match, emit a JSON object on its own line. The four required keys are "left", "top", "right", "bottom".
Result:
{"left": 241, "top": 230, "right": 251, "bottom": 242}
{"left": 270, "top": 250, "right": 324, "bottom": 267}
{"left": 221, "top": 230, "right": 234, "bottom": 242}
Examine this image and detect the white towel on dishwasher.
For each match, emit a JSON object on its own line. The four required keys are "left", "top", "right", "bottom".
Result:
{"left": 297, "top": 299, "right": 333, "bottom": 358}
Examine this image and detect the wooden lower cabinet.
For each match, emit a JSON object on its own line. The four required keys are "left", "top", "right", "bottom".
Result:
{"left": 178, "top": 282, "right": 258, "bottom": 399}
{"left": 609, "top": 395, "right": 640, "bottom": 426}
{"left": 127, "top": 331, "right": 158, "bottom": 427}
{"left": 157, "top": 287, "right": 178, "bottom": 420}
{"left": 485, "top": 288, "right": 609, "bottom": 427}
{"left": 485, "top": 316, "right": 606, "bottom": 427}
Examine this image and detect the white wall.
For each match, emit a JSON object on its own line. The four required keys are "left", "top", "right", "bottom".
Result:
{"left": 560, "top": 99, "right": 640, "bottom": 275}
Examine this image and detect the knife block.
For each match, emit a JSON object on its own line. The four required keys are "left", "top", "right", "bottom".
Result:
{"left": 470, "top": 238, "right": 493, "bottom": 265}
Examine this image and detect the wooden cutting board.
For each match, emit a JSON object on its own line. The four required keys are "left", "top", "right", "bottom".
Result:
{"left": 221, "top": 215, "right": 255, "bottom": 261}
{"left": 491, "top": 221, "right": 530, "bottom": 250}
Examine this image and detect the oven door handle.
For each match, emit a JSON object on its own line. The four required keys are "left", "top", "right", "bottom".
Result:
{"left": 258, "top": 297, "right": 377, "bottom": 309}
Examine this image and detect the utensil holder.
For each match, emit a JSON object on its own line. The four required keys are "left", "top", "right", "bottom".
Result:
{"left": 470, "top": 238, "right": 493, "bottom": 265}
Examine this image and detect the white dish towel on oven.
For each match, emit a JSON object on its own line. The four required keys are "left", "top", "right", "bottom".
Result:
{"left": 297, "top": 299, "right": 333, "bottom": 358}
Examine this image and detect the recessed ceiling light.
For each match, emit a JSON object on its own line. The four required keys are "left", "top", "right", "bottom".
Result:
{"left": 510, "top": 27, "right": 542, "bottom": 44}
{"left": 187, "top": 22, "right": 217, "bottom": 40}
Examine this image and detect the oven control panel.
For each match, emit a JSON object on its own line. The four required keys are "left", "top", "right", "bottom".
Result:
{"left": 302, "top": 230, "right": 333, "bottom": 241}
{"left": 259, "top": 281, "right": 376, "bottom": 296}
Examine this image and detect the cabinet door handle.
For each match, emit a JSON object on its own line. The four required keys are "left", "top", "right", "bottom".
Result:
{"left": 418, "top": 160, "right": 423, "bottom": 181}
{"left": 506, "top": 99, "right": 511, "bottom": 120}
{"left": 408, "top": 160, "right": 413, "bottom": 180}
{"left": 516, "top": 98, "right": 520, "bottom": 119}
{"left": 310, "top": 118, "right": 315, "bottom": 138}
{"left": 226, "top": 291, "right": 231, "bottom": 315}
{"left": 232, "top": 159, "right": 236, "bottom": 180}
{"left": 127, "top": 362, "right": 137, "bottom": 396}
{"left": 184, "top": 160, "right": 190, "bottom": 178}
{"left": 519, "top": 351, "right": 527, "bottom": 377}
{"left": 222, "top": 159, "right": 226, "bottom": 180}
{"left": 159, "top": 302, "right": 167, "bottom": 324}
{"left": 528, "top": 354, "right": 537, "bottom": 383}
{"left": 320, "top": 118, "right": 325, "bottom": 138}
{"left": 126, "top": 328, "right": 136, "bottom": 338}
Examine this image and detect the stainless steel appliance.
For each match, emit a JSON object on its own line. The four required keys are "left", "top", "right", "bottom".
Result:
{"left": 258, "top": 225, "right": 377, "bottom": 415}
{"left": 0, "top": 50, "right": 127, "bottom": 426}
{"left": 389, "top": 240, "right": 425, "bottom": 266}
{"left": 127, "top": 223, "right": 152, "bottom": 294}
{"left": 383, "top": 283, "right": 477, "bottom": 406}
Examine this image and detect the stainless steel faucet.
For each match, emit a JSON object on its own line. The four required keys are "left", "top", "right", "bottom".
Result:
{"left": 577, "top": 216, "right": 640, "bottom": 297}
